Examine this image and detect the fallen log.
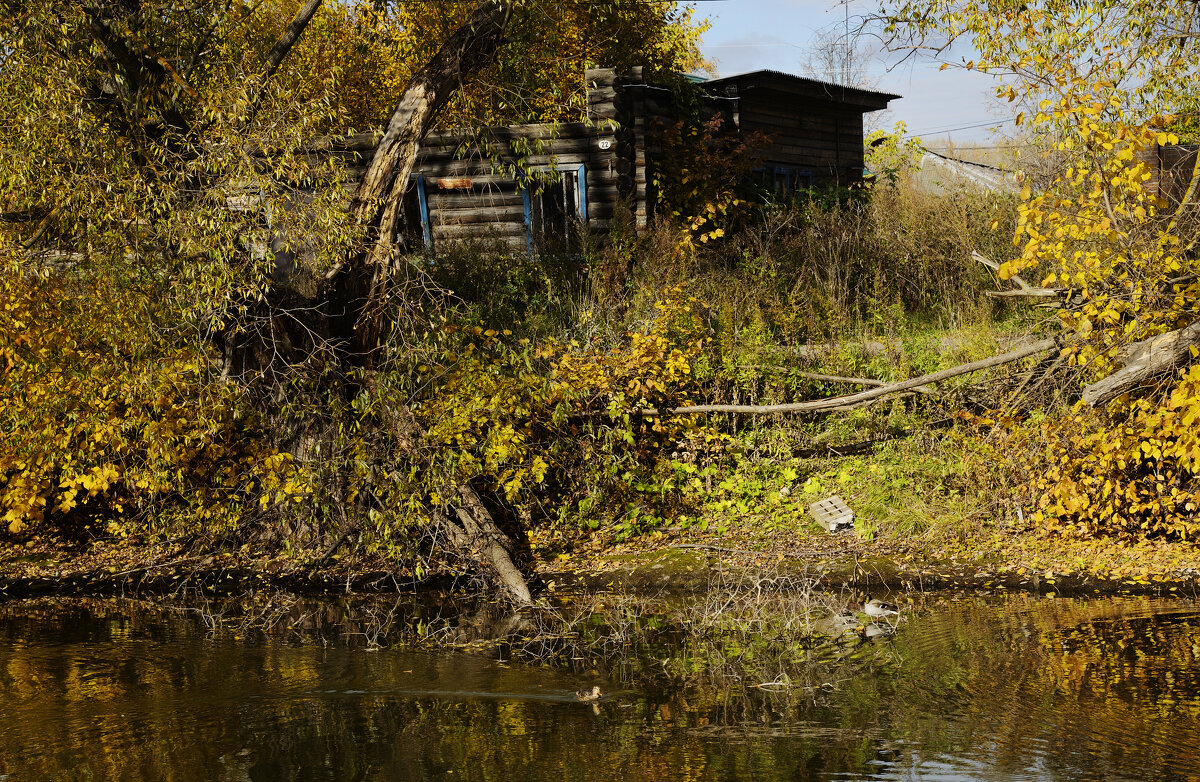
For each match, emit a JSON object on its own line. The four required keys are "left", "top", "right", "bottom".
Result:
{"left": 985, "top": 288, "right": 1063, "bottom": 299}
{"left": 1081, "top": 320, "right": 1200, "bottom": 406}
{"left": 640, "top": 338, "right": 1059, "bottom": 416}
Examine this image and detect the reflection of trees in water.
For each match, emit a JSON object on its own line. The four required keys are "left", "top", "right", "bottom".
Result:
{"left": 2, "top": 594, "right": 1200, "bottom": 780}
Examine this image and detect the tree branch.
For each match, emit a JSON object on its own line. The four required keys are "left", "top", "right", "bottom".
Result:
{"left": 1081, "top": 320, "right": 1200, "bottom": 406}
{"left": 972, "top": 251, "right": 1063, "bottom": 301}
{"left": 245, "top": 0, "right": 324, "bottom": 122}
{"left": 261, "top": 0, "right": 324, "bottom": 81}
{"left": 741, "top": 366, "right": 937, "bottom": 395}
{"left": 640, "top": 338, "right": 1058, "bottom": 416}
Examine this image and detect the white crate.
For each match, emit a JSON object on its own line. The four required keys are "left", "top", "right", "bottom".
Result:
{"left": 809, "top": 495, "right": 855, "bottom": 532}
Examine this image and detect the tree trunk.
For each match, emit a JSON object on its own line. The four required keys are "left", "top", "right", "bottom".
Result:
{"left": 433, "top": 486, "right": 533, "bottom": 605}
{"left": 1081, "top": 320, "right": 1200, "bottom": 406}
{"left": 323, "top": 0, "right": 531, "bottom": 604}
{"left": 337, "top": 0, "right": 513, "bottom": 360}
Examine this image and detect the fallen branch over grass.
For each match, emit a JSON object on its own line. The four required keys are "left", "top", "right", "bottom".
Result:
{"left": 640, "top": 338, "right": 1059, "bottom": 416}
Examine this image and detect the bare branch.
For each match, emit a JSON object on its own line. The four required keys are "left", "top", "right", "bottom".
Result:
{"left": 972, "top": 251, "right": 1063, "bottom": 300}
{"left": 742, "top": 367, "right": 937, "bottom": 395}
{"left": 641, "top": 339, "right": 1059, "bottom": 416}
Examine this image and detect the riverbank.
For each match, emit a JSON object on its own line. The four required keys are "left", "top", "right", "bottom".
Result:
{"left": 4, "top": 518, "right": 1198, "bottom": 600}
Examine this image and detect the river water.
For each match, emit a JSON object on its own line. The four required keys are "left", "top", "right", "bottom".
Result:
{"left": 1, "top": 590, "right": 1198, "bottom": 781}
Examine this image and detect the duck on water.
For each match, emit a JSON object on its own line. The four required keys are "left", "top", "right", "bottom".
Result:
{"left": 576, "top": 686, "right": 602, "bottom": 702}
{"left": 860, "top": 597, "right": 900, "bottom": 619}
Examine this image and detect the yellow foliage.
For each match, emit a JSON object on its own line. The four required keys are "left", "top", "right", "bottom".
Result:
{"left": 884, "top": 0, "right": 1200, "bottom": 536}
{"left": 652, "top": 114, "right": 767, "bottom": 246}
{"left": 249, "top": 0, "right": 710, "bottom": 133}
{"left": 373, "top": 287, "right": 715, "bottom": 535}
{"left": 0, "top": 269, "right": 302, "bottom": 536}
{"left": 1032, "top": 365, "right": 1200, "bottom": 539}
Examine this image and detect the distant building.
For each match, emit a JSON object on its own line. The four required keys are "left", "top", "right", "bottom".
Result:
{"left": 1137, "top": 142, "right": 1199, "bottom": 210}
{"left": 330, "top": 67, "right": 898, "bottom": 254}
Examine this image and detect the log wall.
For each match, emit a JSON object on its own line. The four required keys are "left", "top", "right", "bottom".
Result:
{"left": 322, "top": 68, "right": 661, "bottom": 252}
{"left": 737, "top": 96, "right": 867, "bottom": 186}
{"left": 1159, "top": 144, "right": 1199, "bottom": 208}
{"left": 313, "top": 68, "right": 895, "bottom": 253}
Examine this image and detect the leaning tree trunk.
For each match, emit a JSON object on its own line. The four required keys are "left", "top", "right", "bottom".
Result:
{"left": 326, "top": 0, "right": 534, "bottom": 604}
{"left": 1081, "top": 320, "right": 1200, "bottom": 406}
{"left": 338, "top": 0, "right": 513, "bottom": 360}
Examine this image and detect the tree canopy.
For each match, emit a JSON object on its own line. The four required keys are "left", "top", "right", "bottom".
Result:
{"left": 0, "top": 0, "right": 709, "bottom": 592}
{"left": 881, "top": 0, "right": 1200, "bottom": 537}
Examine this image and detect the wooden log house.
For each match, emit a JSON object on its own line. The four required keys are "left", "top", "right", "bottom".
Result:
{"left": 703, "top": 70, "right": 898, "bottom": 191}
{"left": 1135, "top": 142, "right": 1200, "bottom": 209}
{"left": 329, "top": 67, "right": 898, "bottom": 254}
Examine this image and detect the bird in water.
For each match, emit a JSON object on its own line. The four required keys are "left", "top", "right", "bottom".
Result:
{"left": 861, "top": 597, "right": 900, "bottom": 619}
{"left": 860, "top": 622, "right": 896, "bottom": 641}
{"left": 815, "top": 610, "right": 861, "bottom": 638}
{"left": 576, "top": 685, "right": 602, "bottom": 702}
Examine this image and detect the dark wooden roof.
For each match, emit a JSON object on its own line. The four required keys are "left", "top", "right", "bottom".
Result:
{"left": 703, "top": 70, "right": 899, "bottom": 112}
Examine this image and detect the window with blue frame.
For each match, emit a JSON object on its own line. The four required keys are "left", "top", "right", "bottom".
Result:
{"left": 402, "top": 173, "right": 432, "bottom": 250}
{"left": 521, "top": 164, "right": 588, "bottom": 255}
{"left": 770, "top": 166, "right": 814, "bottom": 196}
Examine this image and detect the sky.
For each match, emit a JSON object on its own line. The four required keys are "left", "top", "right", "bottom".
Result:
{"left": 695, "top": 0, "right": 1011, "bottom": 145}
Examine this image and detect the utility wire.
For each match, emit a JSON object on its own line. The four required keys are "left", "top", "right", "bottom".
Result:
{"left": 909, "top": 118, "right": 1012, "bottom": 135}
{"left": 920, "top": 145, "right": 1017, "bottom": 174}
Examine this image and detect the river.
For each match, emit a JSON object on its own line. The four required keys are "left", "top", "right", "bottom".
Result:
{"left": 0, "top": 589, "right": 1197, "bottom": 780}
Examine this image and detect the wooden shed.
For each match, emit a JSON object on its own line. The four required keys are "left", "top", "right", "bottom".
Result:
{"left": 1135, "top": 142, "right": 1199, "bottom": 210}
{"left": 331, "top": 67, "right": 898, "bottom": 253}
{"left": 701, "top": 70, "right": 899, "bottom": 190}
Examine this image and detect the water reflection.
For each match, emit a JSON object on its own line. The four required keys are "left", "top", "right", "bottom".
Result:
{"left": 0, "top": 593, "right": 1198, "bottom": 780}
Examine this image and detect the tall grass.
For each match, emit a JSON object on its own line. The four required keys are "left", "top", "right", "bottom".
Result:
{"left": 405, "top": 182, "right": 1028, "bottom": 542}
{"left": 427, "top": 181, "right": 1017, "bottom": 351}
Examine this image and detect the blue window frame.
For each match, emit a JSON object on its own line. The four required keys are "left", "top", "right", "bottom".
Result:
{"left": 521, "top": 165, "right": 589, "bottom": 256}
{"left": 407, "top": 173, "right": 432, "bottom": 250}
{"left": 771, "top": 166, "right": 813, "bottom": 195}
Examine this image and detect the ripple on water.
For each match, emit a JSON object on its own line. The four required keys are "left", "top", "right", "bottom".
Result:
{"left": 2, "top": 593, "right": 1200, "bottom": 781}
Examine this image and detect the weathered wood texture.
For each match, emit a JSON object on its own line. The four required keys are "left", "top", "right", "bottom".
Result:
{"left": 703, "top": 71, "right": 897, "bottom": 187}
{"left": 318, "top": 67, "right": 896, "bottom": 251}
{"left": 332, "top": 66, "right": 660, "bottom": 247}
{"left": 1133, "top": 143, "right": 1199, "bottom": 211}
{"left": 1159, "top": 144, "right": 1199, "bottom": 209}
{"left": 1082, "top": 320, "right": 1200, "bottom": 407}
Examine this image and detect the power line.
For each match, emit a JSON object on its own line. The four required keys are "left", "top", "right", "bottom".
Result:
{"left": 908, "top": 118, "right": 1012, "bottom": 135}
{"left": 921, "top": 146, "right": 1016, "bottom": 173}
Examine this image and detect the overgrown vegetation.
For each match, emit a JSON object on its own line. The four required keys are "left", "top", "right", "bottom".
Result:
{"left": 4, "top": 0, "right": 1200, "bottom": 596}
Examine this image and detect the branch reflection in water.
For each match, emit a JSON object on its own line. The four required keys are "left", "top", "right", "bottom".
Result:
{"left": 1, "top": 581, "right": 1199, "bottom": 780}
